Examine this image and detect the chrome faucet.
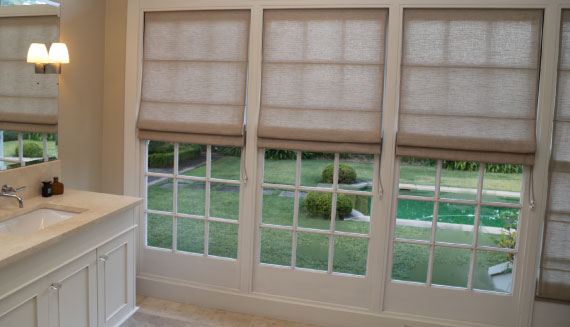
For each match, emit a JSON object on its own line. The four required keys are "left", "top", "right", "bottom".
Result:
{"left": 1, "top": 184, "right": 26, "bottom": 208}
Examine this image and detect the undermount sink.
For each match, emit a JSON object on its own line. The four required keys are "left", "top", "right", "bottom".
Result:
{"left": 0, "top": 209, "right": 78, "bottom": 235}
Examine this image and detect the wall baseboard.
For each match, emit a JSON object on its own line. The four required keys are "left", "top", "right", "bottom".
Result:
{"left": 137, "top": 273, "right": 497, "bottom": 327}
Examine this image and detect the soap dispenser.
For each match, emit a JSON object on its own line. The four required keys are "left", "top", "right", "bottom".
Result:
{"left": 52, "top": 177, "right": 64, "bottom": 195}
{"left": 42, "top": 181, "right": 53, "bottom": 197}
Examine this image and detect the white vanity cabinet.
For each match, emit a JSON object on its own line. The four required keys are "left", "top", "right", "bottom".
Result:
{"left": 0, "top": 204, "right": 139, "bottom": 327}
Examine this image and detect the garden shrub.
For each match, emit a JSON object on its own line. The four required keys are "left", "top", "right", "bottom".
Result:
{"left": 321, "top": 163, "right": 357, "bottom": 184}
{"left": 2, "top": 131, "right": 18, "bottom": 142}
{"left": 148, "top": 144, "right": 202, "bottom": 168}
{"left": 15, "top": 142, "right": 43, "bottom": 157}
{"left": 305, "top": 192, "right": 353, "bottom": 219}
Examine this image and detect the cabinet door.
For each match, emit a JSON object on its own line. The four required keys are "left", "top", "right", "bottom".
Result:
{"left": 97, "top": 231, "right": 135, "bottom": 327}
{"left": 0, "top": 278, "right": 49, "bottom": 327}
{"left": 48, "top": 251, "right": 98, "bottom": 327}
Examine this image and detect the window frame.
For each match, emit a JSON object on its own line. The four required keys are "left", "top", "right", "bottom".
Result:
{"left": 0, "top": 131, "right": 56, "bottom": 169}
{"left": 124, "top": 1, "right": 563, "bottom": 326}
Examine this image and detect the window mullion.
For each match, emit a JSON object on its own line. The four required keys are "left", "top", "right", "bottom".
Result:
{"left": 327, "top": 153, "right": 340, "bottom": 274}
{"left": 468, "top": 163, "right": 485, "bottom": 290}
{"left": 18, "top": 132, "right": 23, "bottom": 167}
{"left": 426, "top": 160, "right": 442, "bottom": 286}
{"left": 291, "top": 151, "right": 302, "bottom": 270}
{"left": 171, "top": 143, "right": 179, "bottom": 253}
{"left": 204, "top": 145, "right": 212, "bottom": 256}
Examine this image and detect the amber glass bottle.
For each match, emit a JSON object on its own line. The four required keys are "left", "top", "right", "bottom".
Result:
{"left": 52, "top": 177, "right": 64, "bottom": 195}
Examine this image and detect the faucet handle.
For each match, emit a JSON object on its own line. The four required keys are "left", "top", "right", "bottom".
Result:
{"left": 2, "top": 185, "right": 25, "bottom": 193}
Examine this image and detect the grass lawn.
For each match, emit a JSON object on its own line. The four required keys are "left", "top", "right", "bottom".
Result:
{"left": 1, "top": 140, "right": 57, "bottom": 158}
{"left": 147, "top": 155, "right": 517, "bottom": 285}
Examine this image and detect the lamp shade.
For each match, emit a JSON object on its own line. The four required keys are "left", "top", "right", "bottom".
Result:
{"left": 48, "top": 43, "right": 69, "bottom": 63}
{"left": 27, "top": 43, "right": 49, "bottom": 63}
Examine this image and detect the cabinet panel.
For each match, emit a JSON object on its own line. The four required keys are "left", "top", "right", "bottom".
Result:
{"left": 49, "top": 251, "right": 97, "bottom": 327}
{"left": 97, "top": 231, "right": 134, "bottom": 327}
{"left": 0, "top": 277, "right": 49, "bottom": 327}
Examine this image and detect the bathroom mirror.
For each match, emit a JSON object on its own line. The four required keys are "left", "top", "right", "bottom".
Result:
{"left": 0, "top": 2, "right": 60, "bottom": 170}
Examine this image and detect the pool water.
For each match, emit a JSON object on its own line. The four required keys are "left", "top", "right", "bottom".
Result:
{"left": 398, "top": 190, "right": 519, "bottom": 228}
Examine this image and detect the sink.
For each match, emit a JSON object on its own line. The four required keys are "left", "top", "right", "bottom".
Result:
{"left": 0, "top": 209, "right": 78, "bottom": 235}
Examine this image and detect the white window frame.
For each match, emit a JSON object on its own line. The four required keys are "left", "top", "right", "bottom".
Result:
{"left": 123, "top": 1, "right": 565, "bottom": 326}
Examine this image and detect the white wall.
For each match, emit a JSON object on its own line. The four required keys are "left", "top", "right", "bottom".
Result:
{"left": 533, "top": 300, "right": 570, "bottom": 327}
{"left": 58, "top": 0, "right": 106, "bottom": 191}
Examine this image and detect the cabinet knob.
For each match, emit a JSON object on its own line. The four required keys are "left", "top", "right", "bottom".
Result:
{"left": 50, "top": 283, "right": 62, "bottom": 291}
{"left": 98, "top": 255, "right": 109, "bottom": 262}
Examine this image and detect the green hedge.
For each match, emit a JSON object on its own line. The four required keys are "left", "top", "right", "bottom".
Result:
{"left": 305, "top": 192, "right": 353, "bottom": 219}
{"left": 401, "top": 157, "right": 523, "bottom": 174}
{"left": 15, "top": 142, "right": 43, "bottom": 157}
{"left": 148, "top": 144, "right": 202, "bottom": 168}
{"left": 321, "top": 163, "right": 357, "bottom": 184}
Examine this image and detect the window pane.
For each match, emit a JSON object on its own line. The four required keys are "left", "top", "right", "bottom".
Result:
{"left": 478, "top": 207, "right": 519, "bottom": 249}
{"left": 177, "top": 218, "right": 204, "bottom": 254}
{"left": 262, "top": 188, "right": 294, "bottom": 226}
{"left": 147, "top": 177, "right": 173, "bottom": 212}
{"left": 211, "top": 146, "right": 241, "bottom": 180}
{"left": 440, "top": 161, "right": 479, "bottom": 201}
{"left": 260, "top": 228, "right": 292, "bottom": 266}
{"left": 177, "top": 181, "right": 205, "bottom": 216}
{"left": 208, "top": 222, "right": 238, "bottom": 259}
{"left": 436, "top": 203, "right": 475, "bottom": 245}
{"left": 47, "top": 133, "right": 58, "bottom": 160}
{"left": 399, "top": 157, "right": 437, "bottom": 197}
{"left": 391, "top": 243, "right": 429, "bottom": 283}
{"left": 333, "top": 236, "right": 368, "bottom": 275}
{"left": 482, "top": 165, "right": 522, "bottom": 204}
{"left": 147, "top": 214, "right": 172, "bottom": 249}
{"left": 473, "top": 250, "right": 514, "bottom": 293}
{"left": 296, "top": 232, "right": 329, "bottom": 271}
{"left": 335, "top": 194, "right": 370, "bottom": 234}
{"left": 298, "top": 191, "right": 331, "bottom": 231}
{"left": 210, "top": 182, "right": 240, "bottom": 220}
{"left": 178, "top": 144, "right": 206, "bottom": 178}
{"left": 0, "top": 130, "right": 16, "bottom": 159}
{"left": 264, "top": 149, "right": 296, "bottom": 185}
{"left": 395, "top": 199, "right": 433, "bottom": 241}
{"left": 432, "top": 246, "right": 471, "bottom": 288}
{"left": 301, "top": 152, "right": 334, "bottom": 187}
{"left": 148, "top": 141, "right": 174, "bottom": 174}
{"left": 21, "top": 132, "right": 45, "bottom": 166}
{"left": 338, "top": 153, "right": 374, "bottom": 192}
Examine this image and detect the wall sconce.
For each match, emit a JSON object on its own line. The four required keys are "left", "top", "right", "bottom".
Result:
{"left": 27, "top": 43, "right": 69, "bottom": 74}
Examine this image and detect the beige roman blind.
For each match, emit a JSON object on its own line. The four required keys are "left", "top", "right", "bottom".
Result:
{"left": 137, "top": 10, "right": 250, "bottom": 147}
{"left": 397, "top": 9, "right": 543, "bottom": 165}
{"left": 0, "top": 15, "right": 59, "bottom": 133}
{"left": 538, "top": 10, "right": 570, "bottom": 302}
{"left": 257, "top": 9, "right": 387, "bottom": 154}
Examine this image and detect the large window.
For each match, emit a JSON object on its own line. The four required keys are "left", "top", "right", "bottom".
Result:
{"left": 259, "top": 150, "right": 375, "bottom": 275}
{"left": 392, "top": 158, "right": 523, "bottom": 292}
{"left": 145, "top": 142, "right": 241, "bottom": 259}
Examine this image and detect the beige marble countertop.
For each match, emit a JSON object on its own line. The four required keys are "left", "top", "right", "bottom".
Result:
{"left": 0, "top": 189, "right": 142, "bottom": 269}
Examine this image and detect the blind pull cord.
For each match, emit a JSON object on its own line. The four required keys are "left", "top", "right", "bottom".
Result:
{"left": 529, "top": 166, "right": 535, "bottom": 209}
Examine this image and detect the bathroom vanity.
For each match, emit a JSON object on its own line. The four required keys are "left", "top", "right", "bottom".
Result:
{"left": 0, "top": 189, "right": 142, "bottom": 327}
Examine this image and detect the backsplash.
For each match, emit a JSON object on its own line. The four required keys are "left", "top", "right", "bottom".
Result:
{"left": 0, "top": 161, "right": 61, "bottom": 208}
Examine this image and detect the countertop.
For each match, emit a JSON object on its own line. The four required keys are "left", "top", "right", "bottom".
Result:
{"left": 0, "top": 189, "right": 142, "bottom": 269}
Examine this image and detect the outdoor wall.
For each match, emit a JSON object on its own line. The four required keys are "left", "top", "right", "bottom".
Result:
{"left": 101, "top": 0, "right": 127, "bottom": 195}
{"left": 58, "top": 0, "right": 106, "bottom": 191}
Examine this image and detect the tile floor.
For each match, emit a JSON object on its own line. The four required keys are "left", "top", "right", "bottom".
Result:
{"left": 121, "top": 295, "right": 320, "bottom": 327}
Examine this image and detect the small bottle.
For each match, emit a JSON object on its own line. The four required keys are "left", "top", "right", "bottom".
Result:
{"left": 42, "top": 181, "right": 53, "bottom": 197}
{"left": 52, "top": 177, "right": 64, "bottom": 195}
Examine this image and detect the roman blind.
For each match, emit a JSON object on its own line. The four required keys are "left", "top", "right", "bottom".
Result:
{"left": 538, "top": 10, "right": 570, "bottom": 302}
{"left": 137, "top": 10, "right": 250, "bottom": 147}
{"left": 257, "top": 9, "right": 387, "bottom": 154}
{"left": 0, "top": 15, "right": 59, "bottom": 133}
{"left": 397, "top": 9, "right": 542, "bottom": 165}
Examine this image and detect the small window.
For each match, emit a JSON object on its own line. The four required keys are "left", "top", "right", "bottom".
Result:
{"left": 260, "top": 149, "right": 375, "bottom": 276}
{"left": 145, "top": 141, "right": 241, "bottom": 259}
{"left": 392, "top": 157, "right": 522, "bottom": 293}
{"left": 0, "top": 130, "right": 58, "bottom": 170}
